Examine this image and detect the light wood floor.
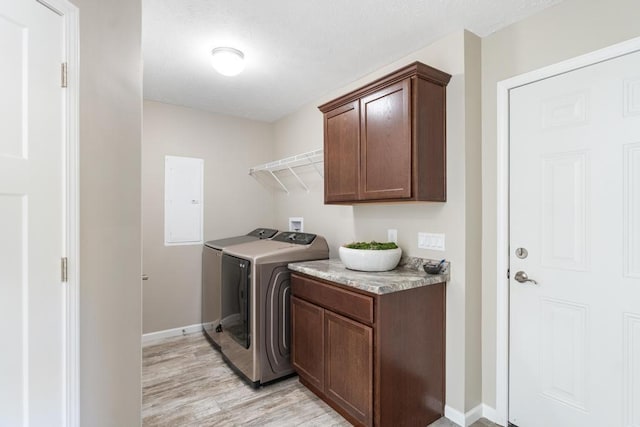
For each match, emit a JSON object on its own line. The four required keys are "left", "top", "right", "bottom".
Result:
{"left": 142, "top": 332, "right": 499, "bottom": 427}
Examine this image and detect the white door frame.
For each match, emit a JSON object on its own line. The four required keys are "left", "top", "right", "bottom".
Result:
{"left": 495, "top": 36, "right": 640, "bottom": 426}
{"left": 34, "top": 0, "right": 80, "bottom": 425}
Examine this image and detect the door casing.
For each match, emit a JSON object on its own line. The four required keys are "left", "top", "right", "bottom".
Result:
{"left": 34, "top": 0, "right": 80, "bottom": 425}
{"left": 495, "top": 35, "right": 640, "bottom": 426}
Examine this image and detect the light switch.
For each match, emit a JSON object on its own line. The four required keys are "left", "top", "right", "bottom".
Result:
{"left": 418, "top": 232, "right": 445, "bottom": 251}
{"left": 387, "top": 229, "right": 398, "bottom": 243}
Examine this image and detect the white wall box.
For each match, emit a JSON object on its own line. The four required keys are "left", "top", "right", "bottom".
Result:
{"left": 289, "top": 217, "right": 304, "bottom": 232}
{"left": 164, "top": 155, "right": 204, "bottom": 245}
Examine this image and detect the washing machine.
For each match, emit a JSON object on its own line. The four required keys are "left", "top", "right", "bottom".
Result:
{"left": 219, "top": 232, "right": 329, "bottom": 386}
{"left": 202, "top": 228, "right": 278, "bottom": 347}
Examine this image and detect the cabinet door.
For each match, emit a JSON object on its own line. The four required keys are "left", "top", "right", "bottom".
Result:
{"left": 324, "top": 100, "right": 360, "bottom": 203}
{"left": 360, "top": 79, "right": 411, "bottom": 200}
{"left": 291, "top": 296, "right": 324, "bottom": 391}
{"left": 325, "top": 310, "right": 373, "bottom": 426}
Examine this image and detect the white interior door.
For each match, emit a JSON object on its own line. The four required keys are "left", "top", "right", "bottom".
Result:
{"left": 0, "top": 1, "right": 66, "bottom": 425}
{"left": 509, "top": 50, "right": 640, "bottom": 426}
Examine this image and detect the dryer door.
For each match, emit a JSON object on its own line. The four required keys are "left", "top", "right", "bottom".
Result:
{"left": 259, "top": 264, "right": 295, "bottom": 383}
{"left": 221, "top": 254, "right": 251, "bottom": 349}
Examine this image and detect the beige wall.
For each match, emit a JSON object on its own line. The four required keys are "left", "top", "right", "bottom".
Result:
{"left": 463, "top": 31, "right": 483, "bottom": 410}
{"left": 72, "top": 0, "right": 142, "bottom": 424}
{"left": 481, "top": 0, "right": 640, "bottom": 409}
{"left": 142, "top": 101, "right": 275, "bottom": 333}
{"left": 137, "top": 0, "right": 640, "bottom": 414}
{"left": 272, "top": 31, "right": 483, "bottom": 414}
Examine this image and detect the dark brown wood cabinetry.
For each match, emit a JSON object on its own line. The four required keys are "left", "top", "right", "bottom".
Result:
{"left": 291, "top": 272, "right": 446, "bottom": 427}
{"left": 319, "top": 62, "right": 451, "bottom": 204}
{"left": 325, "top": 310, "right": 373, "bottom": 425}
{"left": 324, "top": 101, "right": 360, "bottom": 202}
{"left": 291, "top": 296, "right": 324, "bottom": 391}
{"left": 360, "top": 79, "right": 411, "bottom": 200}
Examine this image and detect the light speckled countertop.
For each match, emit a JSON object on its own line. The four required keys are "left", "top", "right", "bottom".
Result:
{"left": 288, "top": 256, "right": 450, "bottom": 295}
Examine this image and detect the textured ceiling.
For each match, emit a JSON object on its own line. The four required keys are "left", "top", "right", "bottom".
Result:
{"left": 143, "top": 0, "right": 563, "bottom": 122}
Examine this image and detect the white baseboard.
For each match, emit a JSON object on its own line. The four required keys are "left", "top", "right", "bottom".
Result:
{"left": 481, "top": 404, "right": 502, "bottom": 425}
{"left": 142, "top": 323, "right": 203, "bottom": 345}
{"left": 444, "top": 405, "right": 464, "bottom": 426}
{"left": 465, "top": 404, "right": 483, "bottom": 425}
{"left": 444, "top": 403, "right": 491, "bottom": 427}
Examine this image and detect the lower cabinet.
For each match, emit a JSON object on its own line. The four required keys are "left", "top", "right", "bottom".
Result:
{"left": 324, "top": 310, "right": 373, "bottom": 426}
{"left": 291, "top": 293, "right": 373, "bottom": 426}
{"left": 291, "top": 273, "right": 445, "bottom": 427}
{"left": 291, "top": 296, "right": 324, "bottom": 391}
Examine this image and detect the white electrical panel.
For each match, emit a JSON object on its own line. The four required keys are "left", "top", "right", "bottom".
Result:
{"left": 164, "top": 155, "right": 204, "bottom": 245}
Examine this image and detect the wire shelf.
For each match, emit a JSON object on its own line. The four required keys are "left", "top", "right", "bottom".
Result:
{"left": 249, "top": 148, "right": 324, "bottom": 193}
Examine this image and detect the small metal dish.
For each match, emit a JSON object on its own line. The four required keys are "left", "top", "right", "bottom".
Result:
{"left": 423, "top": 262, "right": 444, "bottom": 275}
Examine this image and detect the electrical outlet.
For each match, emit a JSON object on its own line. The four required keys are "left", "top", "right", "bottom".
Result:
{"left": 418, "top": 232, "right": 445, "bottom": 251}
{"left": 387, "top": 229, "right": 397, "bottom": 243}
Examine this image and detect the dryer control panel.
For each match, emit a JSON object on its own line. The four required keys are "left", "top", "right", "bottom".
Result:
{"left": 272, "top": 232, "right": 316, "bottom": 245}
{"left": 247, "top": 228, "right": 278, "bottom": 239}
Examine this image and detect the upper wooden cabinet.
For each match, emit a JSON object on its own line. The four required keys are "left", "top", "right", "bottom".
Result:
{"left": 319, "top": 62, "right": 451, "bottom": 204}
{"left": 324, "top": 101, "right": 360, "bottom": 202}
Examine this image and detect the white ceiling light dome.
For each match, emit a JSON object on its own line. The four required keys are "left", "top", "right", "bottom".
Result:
{"left": 211, "top": 47, "right": 245, "bottom": 76}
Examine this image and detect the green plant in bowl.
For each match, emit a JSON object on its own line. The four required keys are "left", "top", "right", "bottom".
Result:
{"left": 344, "top": 241, "right": 398, "bottom": 250}
{"left": 339, "top": 241, "right": 402, "bottom": 271}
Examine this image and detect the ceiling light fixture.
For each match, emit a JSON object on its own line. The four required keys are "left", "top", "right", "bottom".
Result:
{"left": 211, "top": 47, "right": 245, "bottom": 76}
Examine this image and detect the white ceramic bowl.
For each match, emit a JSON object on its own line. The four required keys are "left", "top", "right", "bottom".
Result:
{"left": 338, "top": 246, "right": 402, "bottom": 272}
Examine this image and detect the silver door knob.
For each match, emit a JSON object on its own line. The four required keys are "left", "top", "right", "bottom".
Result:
{"left": 514, "top": 271, "right": 538, "bottom": 285}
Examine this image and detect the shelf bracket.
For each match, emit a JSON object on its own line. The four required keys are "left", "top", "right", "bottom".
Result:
{"left": 268, "top": 170, "right": 289, "bottom": 194}
{"left": 287, "top": 166, "right": 310, "bottom": 192}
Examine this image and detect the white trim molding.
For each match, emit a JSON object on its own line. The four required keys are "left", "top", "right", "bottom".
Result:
{"left": 495, "top": 35, "right": 640, "bottom": 427}
{"left": 481, "top": 404, "right": 500, "bottom": 425}
{"left": 142, "top": 323, "right": 204, "bottom": 346}
{"left": 444, "top": 405, "right": 466, "bottom": 426}
{"left": 35, "top": 0, "right": 81, "bottom": 425}
{"left": 444, "top": 404, "right": 484, "bottom": 427}
{"left": 63, "top": 3, "right": 80, "bottom": 424}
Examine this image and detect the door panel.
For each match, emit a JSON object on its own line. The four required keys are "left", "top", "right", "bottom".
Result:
{"left": 624, "top": 313, "right": 640, "bottom": 426}
{"left": 509, "top": 49, "right": 640, "bottom": 426}
{"left": 291, "top": 296, "right": 324, "bottom": 391}
{"left": 0, "top": 195, "right": 27, "bottom": 424}
{"left": 0, "top": 13, "right": 26, "bottom": 158}
{"left": 324, "top": 310, "right": 372, "bottom": 426}
{"left": 0, "top": 1, "right": 65, "bottom": 425}
{"left": 324, "top": 101, "right": 360, "bottom": 202}
{"left": 540, "top": 298, "right": 588, "bottom": 410}
{"left": 540, "top": 152, "right": 588, "bottom": 271}
{"left": 360, "top": 79, "right": 411, "bottom": 200}
{"left": 625, "top": 142, "right": 640, "bottom": 278}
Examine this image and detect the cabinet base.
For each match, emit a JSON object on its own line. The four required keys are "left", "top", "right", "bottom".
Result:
{"left": 299, "top": 376, "right": 366, "bottom": 427}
